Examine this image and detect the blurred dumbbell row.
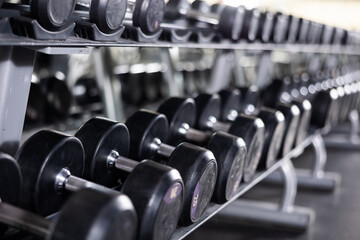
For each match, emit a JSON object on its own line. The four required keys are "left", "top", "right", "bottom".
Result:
{"left": 0, "top": 0, "right": 358, "bottom": 44}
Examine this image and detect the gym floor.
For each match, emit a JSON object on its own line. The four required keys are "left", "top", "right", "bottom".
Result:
{"left": 185, "top": 143, "right": 360, "bottom": 240}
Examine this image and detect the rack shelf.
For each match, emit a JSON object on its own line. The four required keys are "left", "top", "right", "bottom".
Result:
{"left": 1, "top": 33, "right": 360, "bottom": 55}
{"left": 170, "top": 130, "right": 321, "bottom": 240}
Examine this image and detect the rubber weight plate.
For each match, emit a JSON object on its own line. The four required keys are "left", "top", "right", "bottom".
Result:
{"left": 167, "top": 143, "right": 217, "bottom": 226}
{"left": 122, "top": 160, "right": 184, "bottom": 240}
{"left": 75, "top": 117, "right": 129, "bottom": 187}
{"left": 16, "top": 130, "right": 84, "bottom": 216}
{"left": 194, "top": 93, "right": 221, "bottom": 130}
{"left": 0, "top": 153, "right": 22, "bottom": 234}
{"left": 133, "top": 0, "right": 165, "bottom": 34}
{"left": 228, "top": 114, "right": 265, "bottom": 182}
{"left": 218, "top": 89, "right": 241, "bottom": 121}
{"left": 90, "top": 0, "right": 127, "bottom": 33}
{"left": 207, "top": 132, "right": 246, "bottom": 203}
{"left": 30, "top": 0, "right": 76, "bottom": 30}
{"left": 157, "top": 97, "right": 197, "bottom": 145}
{"left": 293, "top": 99, "right": 312, "bottom": 147}
{"left": 51, "top": 189, "right": 137, "bottom": 240}
{"left": 277, "top": 103, "right": 300, "bottom": 157}
{"left": 257, "top": 107, "right": 285, "bottom": 170}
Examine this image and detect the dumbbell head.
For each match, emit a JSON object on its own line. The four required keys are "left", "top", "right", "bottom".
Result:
{"left": 51, "top": 189, "right": 137, "bottom": 240}
{"left": 165, "top": 0, "right": 189, "bottom": 19}
{"left": 126, "top": 110, "right": 217, "bottom": 225}
{"left": 89, "top": 0, "right": 127, "bottom": 33}
{"left": 73, "top": 77, "right": 101, "bottom": 106}
{"left": 26, "top": 82, "right": 45, "bottom": 124}
{"left": 238, "top": 86, "right": 260, "bottom": 114}
{"left": 30, "top": 0, "right": 76, "bottom": 30}
{"left": 16, "top": 130, "right": 84, "bottom": 216}
{"left": 41, "top": 76, "right": 72, "bottom": 123}
{"left": 217, "top": 6, "right": 245, "bottom": 41}
{"left": 257, "top": 107, "right": 285, "bottom": 170}
{"left": 277, "top": 103, "right": 301, "bottom": 157}
{"left": 207, "top": 132, "right": 246, "bottom": 203}
{"left": 0, "top": 153, "right": 21, "bottom": 206}
{"left": 0, "top": 153, "right": 22, "bottom": 234}
{"left": 311, "top": 89, "right": 339, "bottom": 129}
{"left": 228, "top": 114, "right": 265, "bottom": 182}
{"left": 158, "top": 97, "right": 247, "bottom": 203}
{"left": 257, "top": 11, "right": 274, "bottom": 43}
{"left": 75, "top": 117, "right": 129, "bottom": 186}
{"left": 194, "top": 93, "right": 221, "bottom": 130}
{"left": 293, "top": 99, "right": 312, "bottom": 146}
{"left": 133, "top": 0, "right": 165, "bottom": 34}
{"left": 218, "top": 89, "right": 241, "bottom": 121}
{"left": 75, "top": 117, "right": 185, "bottom": 240}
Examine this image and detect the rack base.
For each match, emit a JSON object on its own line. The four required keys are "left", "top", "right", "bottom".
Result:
{"left": 217, "top": 200, "right": 314, "bottom": 232}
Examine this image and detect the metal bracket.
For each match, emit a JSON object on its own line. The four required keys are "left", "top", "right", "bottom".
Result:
{"left": 216, "top": 159, "right": 314, "bottom": 231}
{"left": 265, "top": 134, "right": 341, "bottom": 191}
{"left": 324, "top": 110, "right": 360, "bottom": 149}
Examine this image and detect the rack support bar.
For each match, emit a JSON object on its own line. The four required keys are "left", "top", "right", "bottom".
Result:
{"left": 0, "top": 46, "right": 35, "bottom": 156}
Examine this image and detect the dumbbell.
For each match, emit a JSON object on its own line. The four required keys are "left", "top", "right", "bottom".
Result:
{"left": 158, "top": 97, "right": 247, "bottom": 203}
{"left": 25, "top": 82, "right": 46, "bottom": 124}
{"left": 124, "top": 0, "right": 165, "bottom": 34}
{"left": 126, "top": 110, "right": 218, "bottom": 226}
{"left": 296, "top": 18, "right": 310, "bottom": 43}
{"left": 3, "top": 0, "right": 76, "bottom": 30}
{"left": 217, "top": 89, "right": 286, "bottom": 169}
{"left": 17, "top": 128, "right": 183, "bottom": 240}
{"left": 42, "top": 76, "right": 73, "bottom": 122}
{"left": 165, "top": 0, "right": 244, "bottom": 40}
{"left": 0, "top": 153, "right": 137, "bottom": 240}
{"left": 256, "top": 11, "right": 274, "bottom": 43}
{"left": 286, "top": 15, "right": 300, "bottom": 43}
{"left": 270, "top": 12, "right": 289, "bottom": 43}
{"left": 239, "top": 8, "right": 260, "bottom": 42}
{"left": 74, "top": 0, "right": 126, "bottom": 33}
{"left": 72, "top": 77, "right": 101, "bottom": 106}
{"left": 75, "top": 117, "right": 185, "bottom": 240}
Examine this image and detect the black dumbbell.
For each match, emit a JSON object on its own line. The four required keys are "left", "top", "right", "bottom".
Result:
{"left": 18, "top": 127, "right": 183, "bottom": 240}
{"left": 74, "top": 0, "right": 126, "bottom": 33}
{"left": 0, "top": 153, "right": 137, "bottom": 240}
{"left": 25, "top": 82, "right": 46, "bottom": 124}
{"left": 270, "top": 12, "right": 289, "bottom": 43}
{"left": 256, "top": 11, "right": 274, "bottom": 43}
{"left": 3, "top": 0, "right": 76, "bottom": 30}
{"left": 321, "top": 25, "right": 335, "bottom": 45}
{"left": 296, "top": 18, "right": 310, "bottom": 43}
{"left": 124, "top": 0, "right": 165, "bottom": 34}
{"left": 72, "top": 77, "right": 101, "bottom": 106}
{"left": 307, "top": 21, "right": 323, "bottom": 44}
{"left": 41, "top": 75, "right": 73, "bottom": 123}
{"left": 158, "top": 97, "right": 247, "bottom": 203}
{"left": 217, "top": 89, "right": 286, "bottom": 169}
{"left": 286, "top": 15, "right": 300, "bottom": 43}
{"left": 165, "top": 0, "right": 245, "bottom": 40}
{"left": 75, "top": 117, "right": 185, "bottom": 240}
{"left": 126, "top": 110, "right": 218, "bottom": 226}
{"left": 240, "top": 8, "right": 260, "bottom": 42}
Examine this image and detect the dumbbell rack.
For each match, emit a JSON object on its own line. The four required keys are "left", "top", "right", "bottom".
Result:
{"left": 0, "top": 35, "right": 357, "bottom": 238}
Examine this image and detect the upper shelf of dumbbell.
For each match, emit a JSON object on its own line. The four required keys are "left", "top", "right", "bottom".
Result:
{"left": 1, "top": 33, "right": 359, "bottom": 55}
